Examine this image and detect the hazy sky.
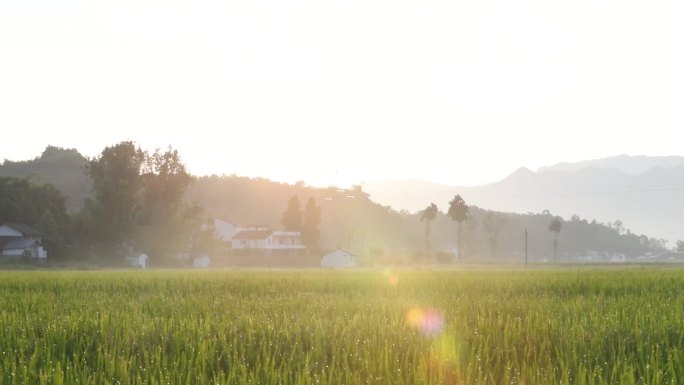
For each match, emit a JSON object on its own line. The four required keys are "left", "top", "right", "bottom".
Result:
{"left": 1, "top": 0, "right": 683, "bottom": 187}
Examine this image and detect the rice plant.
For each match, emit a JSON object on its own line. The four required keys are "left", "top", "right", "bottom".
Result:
{"left": 0, "top": 268, "right": 683, "bottom": 384}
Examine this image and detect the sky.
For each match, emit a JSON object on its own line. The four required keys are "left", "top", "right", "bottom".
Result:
{"left": 1, "top": 0, "right": 683, "bottom": 188}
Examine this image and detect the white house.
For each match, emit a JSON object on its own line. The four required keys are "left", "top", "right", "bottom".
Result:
{"left": 0, "top": 224, "right": 47, "bottom": 259}
{"left": 125, "top": 253, "right": 148, "bottom": 268}
{"left": 321, "top": 248, "right": 358, "bottom": 268}
{"left": 231, "top": 229, "right": 273, "bottom": 250}
{"left": 231, "top": 229, "right": 306, "bottom": 253}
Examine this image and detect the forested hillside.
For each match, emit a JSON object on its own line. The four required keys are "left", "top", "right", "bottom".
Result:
{"left": 0, "top": 146, "right": 89, "bottom": 212}
{"left": 1, "top": 146, "right": 669, "bottom": 263}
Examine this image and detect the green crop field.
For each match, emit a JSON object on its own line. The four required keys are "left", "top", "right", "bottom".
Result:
{"left": 1, "top": 268, "right": 684, "bottom": 385}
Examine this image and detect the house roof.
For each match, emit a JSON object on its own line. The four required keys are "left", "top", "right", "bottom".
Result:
{"left": 2, "top": 223, "right": 42, "bottom": 236}
{"left": 324, "top": 248, "right": 356, "bottom": 257}
{"left": 232, "top": 230, "right": 273, "bottom": 240}
{"left": 3, "top": 238, "right": 40, "bottom": 250}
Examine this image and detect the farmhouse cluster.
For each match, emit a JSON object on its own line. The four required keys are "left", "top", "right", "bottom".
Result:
{"left": 128, "top": 218, "right": 359, "bottom": 268}
{"left": 0, "top": 220, "right": 358, "bottom": 268}
{"left": 210, "top": 219, "right": 358, "bottom": 268}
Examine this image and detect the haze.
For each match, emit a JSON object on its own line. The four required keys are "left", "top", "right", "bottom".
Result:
{"left": 1, "top": 0, "right": 683, "bottom": 187}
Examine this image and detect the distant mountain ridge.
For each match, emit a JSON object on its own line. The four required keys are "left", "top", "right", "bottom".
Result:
{"left": 365, "top": 155, "right": 684, "bottom": 245}
{"left": 539, "top": 155, "right": 684, "bottom": 175}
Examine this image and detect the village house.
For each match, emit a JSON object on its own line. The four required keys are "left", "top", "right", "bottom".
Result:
{"left": 321, "top": 248, "right": 358, "bottom": 268}
{"left": 125, "top": 253, "right": 149, "bottom": 268}
{"left": 0, "top": 224, "right": 48, "bottom": 259}
{"left": 214, "top": 219, "right": 306, "bottom": 256}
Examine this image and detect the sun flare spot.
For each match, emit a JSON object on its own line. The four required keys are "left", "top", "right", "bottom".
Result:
{"left": 382, "top": 268, "right": 399, "bottom": 285}
{"left": 405, "top": 307, "right": 445, "bottom": 336}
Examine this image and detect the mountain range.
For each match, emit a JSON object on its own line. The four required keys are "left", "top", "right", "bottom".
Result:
{"left": 364, "top": 155, "right": 684, "bottom": 245}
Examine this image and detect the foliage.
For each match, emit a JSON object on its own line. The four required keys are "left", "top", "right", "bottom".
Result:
{"left": 549, "top": 216, "right": 563, "bottom": 261}
{"left": 549, "top": 216, "right": 563, "bottom": 234}
{"left": 0, "top": 176, "right": 70, "bottom": 238}
{"left": 447, "top": 194, "right": 469, "bottom": 223}
{"left": 0, "top": 146, "right": 89, "bottom": 212}
{"left": 420, "top": 203, "right": 439, "bottom": 253}
{"left": 282, "top": 195, "right": 303, "bottom": 232}
{"left": 2, "top": 269, "right": 684, "bottom": 384}
{"left": 83, "top": 142, "right": 209, "bottom": 263}
{"left": 137, "top": 148, "right": 197, "bottom": 263}
{"left": 447, "top": 194, "right": 469, "bottom": 259}
{"left": 83, "top": 142, "right": 146, "bottom": 259}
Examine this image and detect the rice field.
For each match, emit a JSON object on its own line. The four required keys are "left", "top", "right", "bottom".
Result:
{"left": 1, "top": 268, "right": 684, "bottom": 385}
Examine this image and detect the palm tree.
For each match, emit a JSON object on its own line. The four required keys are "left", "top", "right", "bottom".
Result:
{"left": 548, "top": 216, "right": 563, "bottom": 262}
{"left": 447, "top": 194, "right": 469, "bottom": 260}
{"left": 420, "top": 203, "right": 439, "bottom": 255}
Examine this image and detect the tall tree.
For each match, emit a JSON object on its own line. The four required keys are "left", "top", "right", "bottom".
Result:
{"left": 282, "top": 195, "right": 302, "bottom": 231}
{"left": 302, "top": 197, "right": 322, "bottom": 253}
{"left": 548, "top": 216, "right": 563, "bottom": 261}
{"left": 420, "top": 203, "right": 439, "bottom": 255}
{"left": 84, "top": 141, "right": 145, "bottom": 260}
{"left": 447, "top": 194, "right": 469, "bottom": 260}
{"left": 137, "top": 147, "right": 196, "bottom": 263}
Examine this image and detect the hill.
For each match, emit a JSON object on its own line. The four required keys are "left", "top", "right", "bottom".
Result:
{"left": 539, "top": 154, "right": 684, "bottom": 174}
{"left": 0, "top": 146, "right": 89, "bottom": 212}
{"left": 1, "top": 147, "right": 668, "bottom": 261}
{"left": 365, "top": 156, "right": 684, "bottom": 246}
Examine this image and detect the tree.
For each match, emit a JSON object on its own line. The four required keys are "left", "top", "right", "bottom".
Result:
{"left": 84, "top": 141, "right": 146, "bottom": 260}
{"left": 613, "top": 220, "right": 624, "bottom": 235}
{"left": 420, "top": 203, "right": 439, "bottom": 255}
{"left": 447, "top": 194, "right": 469, "bottom": 260}
{"left": 677, "top": 240, "right": 684, "bottom": 253}
{"left": 548, "top": 216, "right": 563, "bottom": 261}
{"left": 137, "top": 147, "right": 196, "bottom": 264}
{"left": 302, "top": 197, "right": 322, "bottom": 253}
{"left": 0, "top": 176, "right": 70, "bottom": 242}
{"left": 282, "top": 195, "right": 302, "bottom": 231}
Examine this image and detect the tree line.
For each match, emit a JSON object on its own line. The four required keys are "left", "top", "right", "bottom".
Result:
{"left": 2, "top": 142, "right": 214, "bottom": 265}
{"left": 1, "top": 145, "right": 675, "bottom": 265}
{"left": 419, "top": 196, "right": 668, "bottom": 262}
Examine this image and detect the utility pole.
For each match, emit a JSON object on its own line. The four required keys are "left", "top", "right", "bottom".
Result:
{"left": 525, "top": 228, "right": 527, "bottom": 267}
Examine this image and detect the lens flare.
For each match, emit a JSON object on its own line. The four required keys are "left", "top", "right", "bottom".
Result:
{"left": 382, "top": 268, "right": 399, "bottom": 285}
{"left": 422, "top": 332, "right": 463, "bottom": 384}
{"left": 405, "top": 307, "right": 445, "bottom": 336}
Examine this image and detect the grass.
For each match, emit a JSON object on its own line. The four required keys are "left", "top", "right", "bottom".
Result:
{"left": 1, "top": 268, "right": 683, "bottom": 384}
